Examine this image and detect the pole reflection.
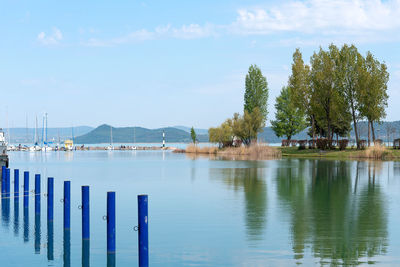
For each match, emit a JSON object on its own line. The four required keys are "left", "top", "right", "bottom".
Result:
{"left": 64, "top": 229, "right": 71, "bottom": 267}
{"left": 34, "top": 213, "right": 41, "bottom": 254}
{"left": 14, "top": 197, "right": 19, "bottom": 236}
{"left": 82, "top": 239, "right": 90, "bottom": 267}
{"left": 47, "top": 221, "right": 54, "bottom": 261}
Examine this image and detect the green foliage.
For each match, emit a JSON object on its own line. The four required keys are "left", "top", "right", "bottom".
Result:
{"left": 190, "top": 127, "right": 197, "bottom": 144}
{"left": 244, "top": 64, "right": 269, "bottom": 121}
{"left": 271, "top": 87, "right": 307, "bottom": 140}
{"left": 208, "top": 120, "right": 234, "bottom": 148}
{"left": 358, "top": 52, "right": 389, "bottom": 123}
{"left": 232, "top": 108, "right": 265, "bottom": 146}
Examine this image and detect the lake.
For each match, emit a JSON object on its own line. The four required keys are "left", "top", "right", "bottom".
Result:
{"left": 1, "top": 151, "right": 400, "bottom": 266}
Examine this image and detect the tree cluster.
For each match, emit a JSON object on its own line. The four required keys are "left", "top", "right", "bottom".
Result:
{"left": 209, "top": 65, "right": 268, "bottom": 147}
{"left": 272, "top": 44, "right": 389, "bottom": 148}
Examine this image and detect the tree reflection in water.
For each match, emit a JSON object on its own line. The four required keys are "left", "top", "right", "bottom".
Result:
{"left": 210, "top": 163, "right": 267, "bottom": 242}
{"left": 276, "top": 159, "right": 388, "bottom": 265}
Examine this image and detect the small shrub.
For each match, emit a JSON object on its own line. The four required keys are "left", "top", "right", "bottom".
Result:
{"left": 316, "top": 138, "right": 328, "bottom": 150}
{"left": 358, "top": 140, "right": 367, "bottom": 150}
{"left": 281, "top": 140, "right": 290, "bottom": 147}
{"left": 338, "top": 139, "right": 349, "bottom": 150}
{"left": 308, "top": 140, "right": 316, "bottom": 149}
{"left": 298, "top": 140, "right": 307, "bottom": 150}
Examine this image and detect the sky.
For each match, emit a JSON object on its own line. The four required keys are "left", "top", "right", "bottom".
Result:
{"left": 1, "top": 0, "right": 400, "bottom": 129}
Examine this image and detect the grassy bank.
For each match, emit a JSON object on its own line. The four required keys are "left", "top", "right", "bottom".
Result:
{"left": 182, "top": 144, "right": 281, "bottom": 160}
{"left": 279, "top": 145, "right": 400, "bottom": 160}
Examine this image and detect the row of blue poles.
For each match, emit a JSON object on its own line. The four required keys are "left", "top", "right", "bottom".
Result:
{"left": 1, "top": 166, "right": 149, "bottom": 266}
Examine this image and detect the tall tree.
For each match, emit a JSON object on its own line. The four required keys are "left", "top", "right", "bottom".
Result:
{"left": 288, "top": 49, "right": 313, "bottom": 141}
{"left": 358, "top": 52, "right": 389, "bottom": 144}
{"left": 190, "top": 127, "right": 197, "bottom": 144}
{"left": 271, "top": 87, "right": 307, "bottom": 140}
{"left": 244, "top": 65, "right": 269, "bottom": 121}
{"left": 310, "top": 45, "right": 340, "bottom": 143}
{"left": 337, "top": 44, "right": 363, "bottom": 148}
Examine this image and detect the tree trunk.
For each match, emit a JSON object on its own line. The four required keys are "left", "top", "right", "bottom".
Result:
{"left": 371, "top": 121, "right": 376, "bottom": 141}
{"left": 311, "top": 115, "right": 316, "bottom": 148}
{"left": 352, "top": 109, "right": 359, "bottom": 149}
{"left": 368, "top": 120, "right": 371, "bottom": 147}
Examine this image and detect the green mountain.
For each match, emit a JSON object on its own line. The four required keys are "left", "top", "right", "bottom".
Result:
{"left": 74, "top": 124, "right": 208, "bottom": 144}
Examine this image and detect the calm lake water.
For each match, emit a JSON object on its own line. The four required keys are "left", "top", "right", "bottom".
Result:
{"left": 1, "top": 151, "right": 400, "bottom": 266}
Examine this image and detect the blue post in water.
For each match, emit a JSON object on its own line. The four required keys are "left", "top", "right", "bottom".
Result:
{"left": 5, "top": 168, "right": 10, "bottom": 196}
{"left": 47, "top": 177, "right": 54, "bottom": 222}
{"left": 82, "top": 186, "right": 90, "bottom": 240}
{"left": 64, "top": 181, "right": 71, "bottom": 229}
{"left": 14, "top": 169, "right": 19, "bottom": 197}
{"left": 35, "top": 174, "right": 40, "bottom": 214}
{"left": 138, "top": 195, "right": 149, "bottom": 267}
{"left": 107, "top": 192, "right": 116, "bottom": 254}
{"left": 23, "top": 171, "right": 29, "bottom": 208}
{"left": 1, "top": 166, "right": 5, "bottom": 194}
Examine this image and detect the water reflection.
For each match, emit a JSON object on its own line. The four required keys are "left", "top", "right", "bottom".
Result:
{"left": 34, "top": 213, "right": 41, "bottom": 254}
{"left": 47, "top": 221, "right": 54, "bottom": 261}
{"left": 23, "top": 206, "right": 29, "bottom": 242}
{"left": 1, "top": 196, "right": 10, "bottom": 228}
{"left": 275, "top": 159, "right": 388, "bottom": 265}
{"left": 107, "top": 253, "right": 115, "bottom": 267}
{"left": 211, "top": 163, "right": 267, "bottom": 242}
{"left": 82, "top": 240, "right": 90, "bottom": 267}
{"left": 14, "top": 197, "right": 19, "bottom": 236}
{"left": 64, "top": 229, "right": 71, "bottom": 267}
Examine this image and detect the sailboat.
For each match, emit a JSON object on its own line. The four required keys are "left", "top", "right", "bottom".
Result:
{"left": 30, "top": 116, "right": 41, "bottom": 151}
{"left": 132, "top": 127, "right": 137, "bottom": 150}
{"left": 106, "top": 125, "right": 114, "bottom": 150}
{"left": 41, "top": 113, "right": 52, "bottom": 151}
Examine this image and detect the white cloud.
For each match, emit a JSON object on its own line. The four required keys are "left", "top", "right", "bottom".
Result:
{"left": 82, "top": 0, "right": 400, "bottom": 47}
{"left": 83, "top": 23, "right": 215, "bottom": 46}
{"left": 37, "top": 27, "right": 63, "bottom": 45}
{"left": 231, "top": 0, "right": 400, "bottom": 35}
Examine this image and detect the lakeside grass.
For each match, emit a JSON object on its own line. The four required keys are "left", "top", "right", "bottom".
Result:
{"left": 183, "top": 144, "right": 281, "bottom": 160}
{"left": 181, "top": 144, "right": 400, "bottom": 161}
{"left": 279, "top": 145, "right": 400, "bottom": 160}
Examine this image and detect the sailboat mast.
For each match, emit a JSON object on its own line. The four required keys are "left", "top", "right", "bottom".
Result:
{"left": 110, "top": 125, "right": 113, "bottom": 145}
{"left": 45, "top": 112, "right": 48, "bottom": 146}
{"left": 26, "top": 114, "right": 29, "bottom": 143}
{"left": 35, "top": 115, "right": 38, "bottom": 145}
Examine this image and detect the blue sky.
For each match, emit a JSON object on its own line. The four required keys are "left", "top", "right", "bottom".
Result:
{"left": 1, "top": 0, "right": 400, "bottom": 129}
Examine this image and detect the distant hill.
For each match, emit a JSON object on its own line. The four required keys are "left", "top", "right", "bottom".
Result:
{"left": 173, "top": 126, "right": 208, "bottom": 135}
{"left": 74, "top": 124, "right": 209, "bottom": 144}
{"left": 3, "top": 126, "right": 93, "bottom": 144}
{"left": 70, "top": 121, "right": 400, "bottom": 144}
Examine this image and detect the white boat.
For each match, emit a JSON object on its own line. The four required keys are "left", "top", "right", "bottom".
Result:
{"left": 29, "top": 145, "right": 41, "bottom": 152}
{"left": 42, "top": 146, "right": 53, "bottom": 151}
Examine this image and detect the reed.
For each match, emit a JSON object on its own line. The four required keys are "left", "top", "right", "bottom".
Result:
{"left": 354, "top": 144, "right": 392, "bottom": 160}
{"left": 184, "top": 144, "right": 281, "bottom": 160}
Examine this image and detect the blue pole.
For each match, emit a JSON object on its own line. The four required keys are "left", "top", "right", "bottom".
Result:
{"left": 1, "top": 166, "right": 5, "bottom": 194}
{"left": 6, "top": 168, "right": 10, "bottom": 196}
{"left": 64, "top": 181, "right": 71, "bottom": 229}
{"left": 23, "top": 171, "right": 29, "bottom": 208}
{"left": 14, "top": 169, "right": 19, "bottom": 197}
{"left": 107, "top": 192, "right": 116, "bottom": 254}
{"left": 138, "top": 195, "right": 149, "bottom": 267}
{"left": 82, "top": 186, "right": 90, "bottom": 240}
{"left": 35, "top": 174, "right": 40, "bottom": 214}
{"left": 47, "top": 177, "right": 54, "bottom": 222}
